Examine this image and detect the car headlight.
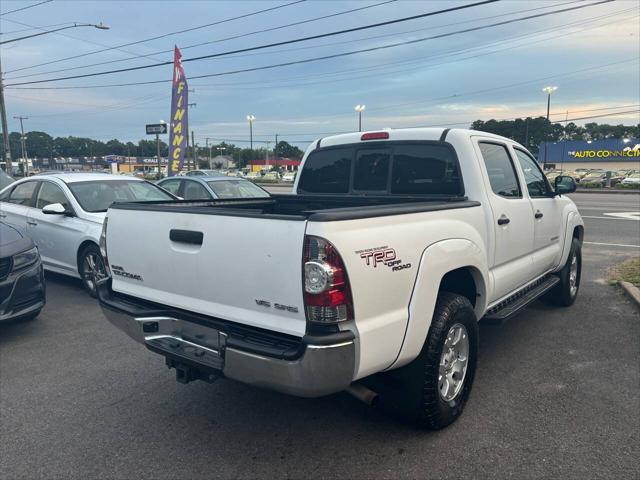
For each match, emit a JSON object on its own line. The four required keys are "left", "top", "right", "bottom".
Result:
{"left": 12, "top": 247, "right": 39, "bottom": 272}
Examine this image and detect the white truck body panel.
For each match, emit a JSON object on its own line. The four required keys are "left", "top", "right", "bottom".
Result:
{"left": 103, "top": 127, "right": 584, "bottom": 389}
{"left": 107, "top": 210, "right": 308, "bottom": 336}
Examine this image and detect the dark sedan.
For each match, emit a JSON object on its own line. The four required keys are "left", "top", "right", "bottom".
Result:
{"left": 0, "top": 222, "right": 45, "bottom": 321}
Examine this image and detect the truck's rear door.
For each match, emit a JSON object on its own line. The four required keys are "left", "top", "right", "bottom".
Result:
{"left": 105, "top": 207, "right": 308, "bottom": 337}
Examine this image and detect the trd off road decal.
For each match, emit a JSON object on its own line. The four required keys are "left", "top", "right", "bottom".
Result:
{"left": 355, "top": 246, "right": 411, "bottom": 272}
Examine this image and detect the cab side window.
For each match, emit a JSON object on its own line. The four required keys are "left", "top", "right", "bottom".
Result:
{"left": 513, "top": 148, "right": 551, "bottom": 197}
{"left": 36, "top": 182, "right": 70, "bottom": 210}
{"left": 8, "top": 181, "right": 39, "bottom": 206}
{"left": 183, "top": 181, "right": 212, "bottom": 200}
{"left": 478, "top": 142, "right": 521, "bottom": 198}
{"left": 160, "top": 179, "right": 181, "bottom": 196}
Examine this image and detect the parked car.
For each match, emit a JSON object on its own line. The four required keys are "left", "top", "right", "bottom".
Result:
{"left": 98, "top": 128, "right": 583, "bottom": 429}
{"left": 0, "top": 170, "right": 15, "bottom": 190}
{"left": 157, "top": 176, "right": 270, "bottom": 200}
{"left": 580, "top": 171, "right": 607, "bottom": 187}
{"left": 260, "top": 171, "right": 281, "bottom": 183}
{"left": 0, "top": 173, "right": 176, "bottom": 297}
{"left": 621, "top": 172, "right": 640, "bottom": 186}
{"left": 185, "top": 169, "right": 223, "bottom": 177}
{"left": 545, "top": 170, "right": 563, "bottom": 183}
{"left": 244, "top": 171, "right": 261, "bottom": 180}
{"left": 281, "top": 171, "right": 297, "bottom": 183}
{"left": 0, "top": 222, "right": 45, "bottom": 322}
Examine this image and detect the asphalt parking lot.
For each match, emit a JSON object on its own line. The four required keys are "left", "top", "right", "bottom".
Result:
{"left": 1, "top": 193, "right": 638, "bottom": 479}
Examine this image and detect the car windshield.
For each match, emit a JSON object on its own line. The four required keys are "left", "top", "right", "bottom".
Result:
{"left": 206, "top": 179, "right": 270, "bottom": 199}
{"left": 584, "top": 172, "right": 603, "bottom": 179}
{"left": 629, "top": 173, "right": 640, "bottom": 178}
{"left": 68, "top": 180, "right": 174, "bottom": 212}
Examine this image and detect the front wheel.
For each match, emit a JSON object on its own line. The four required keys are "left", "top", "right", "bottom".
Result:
{"left": 376, "top": 292, "right": 479, "bottom": 429}
{"left": 79, "top": 244, "right": 106, "bottom": 298}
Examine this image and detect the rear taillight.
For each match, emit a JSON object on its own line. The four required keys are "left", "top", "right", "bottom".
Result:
{"left": 99, "top": 217, "right": 111, "bottom": 276}
{"left": 303, "top": 235, "right": 353, "bottom": 323}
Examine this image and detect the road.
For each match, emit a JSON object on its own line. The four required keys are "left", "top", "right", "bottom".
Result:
{"left": 1, "top": 193, "right": 638, "bottom": 479}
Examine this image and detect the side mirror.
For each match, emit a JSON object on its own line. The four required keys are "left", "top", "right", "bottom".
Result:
{"left": 42, "top": 203, "right": 68, "bottom": 215}
{"left": 554, "top": 175, "right": 577, "bottom": 195}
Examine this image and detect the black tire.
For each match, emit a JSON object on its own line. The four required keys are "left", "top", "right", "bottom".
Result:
{"left": 78, "top": 244, "right": 106, "bottom": 298}
{"left": 550, "top": 237, "right": 582, "bottom": 306}
{"left": 376, "top": 292, "right": 478, "bottom": 429}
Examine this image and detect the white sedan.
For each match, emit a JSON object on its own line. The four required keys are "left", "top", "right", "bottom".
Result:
{"left": 0, "top": 172, "right": 175, "bottom": 296}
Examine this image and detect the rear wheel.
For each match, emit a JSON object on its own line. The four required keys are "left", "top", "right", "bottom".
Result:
{"left": 79, "top": 244, "right": 106, "bottom": 298}
{"left": 376, "top": 292, "right": 478, "bottom": 429}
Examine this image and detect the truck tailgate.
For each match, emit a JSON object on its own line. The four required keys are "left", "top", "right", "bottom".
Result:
{"left": 106, "top": 209, "right": 308, "bottom": 337}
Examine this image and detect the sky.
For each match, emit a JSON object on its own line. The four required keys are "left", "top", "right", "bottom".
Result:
{"left": 1, "top": 0, "right": 639, "bottom": 149}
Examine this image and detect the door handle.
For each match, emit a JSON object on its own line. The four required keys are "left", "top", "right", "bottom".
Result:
{"left": 27, "top": 220, "right": 37, "bottom": 226}
{"left": 170, "top": 229, "right": 203, "bottom": 245}
{"left": 497, "top": 215, "right": 510, "bottom": 226}
{"left": 535, "top": 211, "right": 543, "bottom": 219}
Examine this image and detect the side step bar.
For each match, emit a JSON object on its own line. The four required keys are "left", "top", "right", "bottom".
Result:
{"left": 484, "top": 275, "right": 560, "bottom": 323}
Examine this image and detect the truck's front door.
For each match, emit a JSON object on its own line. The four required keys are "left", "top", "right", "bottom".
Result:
{"left": 511, "top": 147, "right": 564, "bottom": 275}
{"left": 474, "top": 140, "right": 535, "bottom": 302}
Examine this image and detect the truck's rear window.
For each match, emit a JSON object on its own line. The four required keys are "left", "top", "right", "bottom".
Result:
{"left": 298, "top": 142, "right": 463, "bottom": 196}
{"left": 297, "top": 147, "right": 351, "bottom": 193}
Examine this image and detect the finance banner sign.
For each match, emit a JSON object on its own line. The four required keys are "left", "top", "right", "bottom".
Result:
{"left": 167, "top": 46, "right": 188, "bottom": 176}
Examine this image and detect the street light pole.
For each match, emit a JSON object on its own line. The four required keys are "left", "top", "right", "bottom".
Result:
{"left": 0, "top": 22, "right": 109, "bottom": 174}
{"left": 542, "top": 86, "right": 558, "bottom": 170}
{"left": 0, "top": 22, "right": 110, "bottom": 45}
{"left": 205, "top": 137, "right": 211, "bottom": 169}
{"left": 14, "top": 116, "right": 28, "bottom": 176}
{"left": 354, "top": 104, "right": 366, "bottom": 132}
{"left": 247, "top": 115, "right": 255, "bottom": 155}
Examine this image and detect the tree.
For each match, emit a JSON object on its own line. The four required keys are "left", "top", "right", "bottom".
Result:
{"left": 274, "top": 140, "right": 303, "bottom": 159}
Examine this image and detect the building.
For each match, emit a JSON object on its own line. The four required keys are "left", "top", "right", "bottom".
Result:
{"left": 247, "top": 158, "right": 301, "bottom": 172}
{"left": 538, "top": 138, "right": 640, "bottom": 170}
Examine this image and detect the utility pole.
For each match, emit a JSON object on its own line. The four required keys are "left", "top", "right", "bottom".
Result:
{"left": 0, "top": 56, "right": 12, "bottom": 173}
{"left": 155, "top": 133, "right": 161, "bottom": 179}
{"left": 14, "top": 116, "right": 28, "bottom": 176}
{"left": 191, "top": 130, "right": 197, "bottom": 170}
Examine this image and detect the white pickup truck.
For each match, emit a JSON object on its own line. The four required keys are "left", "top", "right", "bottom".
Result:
{"left": 98, "top": 128, "right": 584, "bottom": 429}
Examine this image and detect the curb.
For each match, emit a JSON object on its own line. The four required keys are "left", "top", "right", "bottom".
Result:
{"left": 619, "top": 281, "right": 640, "bottom": 309}
{"left": 573, "top": 189, "right": 640, "bottom": 195}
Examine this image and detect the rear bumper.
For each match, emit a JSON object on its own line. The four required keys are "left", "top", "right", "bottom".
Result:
{"left": 97, "top": 280, "right": 356, "bottom": 397}
{"left": 0, "top": 261, "right": 46, "bottom": 322}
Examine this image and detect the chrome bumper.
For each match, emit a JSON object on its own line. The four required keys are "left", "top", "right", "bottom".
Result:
{"left": 98, "top": 283, "right": 355, "bottom": 398}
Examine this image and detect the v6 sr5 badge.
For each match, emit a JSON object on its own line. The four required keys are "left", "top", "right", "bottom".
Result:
{"left": 355, "top": 245, "right": 411, "bottom": 272}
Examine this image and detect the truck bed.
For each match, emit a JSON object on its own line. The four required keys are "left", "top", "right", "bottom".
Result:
{"left": 109, "top": 193, "right": 480, "bottom": 221}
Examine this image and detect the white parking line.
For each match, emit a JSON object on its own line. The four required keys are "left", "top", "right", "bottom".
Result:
{"left": 582, "top": 215, "right": 639, "bottom": 221}
{"left": 584, "top": 241, "right": 640, "bottom": 249}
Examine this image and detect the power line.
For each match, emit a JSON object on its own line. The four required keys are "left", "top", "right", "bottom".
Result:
{"left": 0, "top": 22, "right": 73, "bottom": 36}
{"left": 6, "top": 0, "right": 399, "bottom": 80}
{"left": 197, "top": 110, "right": 640, "bottom": 146}
{"left": 5, "top": 0, "right": 614, "bottom": 89}
{"left": 197, "top": 105, "right": 640, "bottom": 139}
{"left": 189, "top": 8, "right": 638, "bottom": 92}
{"left": 4, "top": 0, "right": 307, "bottom": 74}
{"left": 4, "top": 0, "right": 501, "bottom": 86}
{"left": 0, "top": 0, "right": 52, "bottom": 17}
{"left": 0, "top": 17, "right": 166, "bottom": 63}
